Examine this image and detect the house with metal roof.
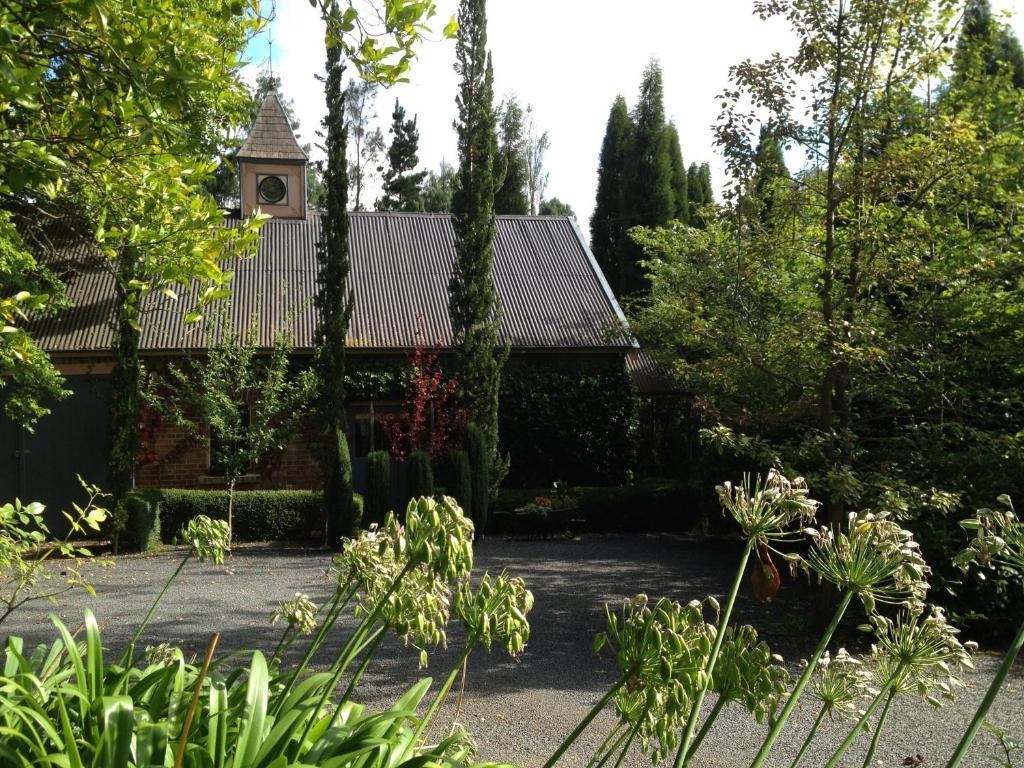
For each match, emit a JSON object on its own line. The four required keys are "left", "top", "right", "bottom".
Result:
{"left": 2, "top": 94, "right": 638, "bottom": 511}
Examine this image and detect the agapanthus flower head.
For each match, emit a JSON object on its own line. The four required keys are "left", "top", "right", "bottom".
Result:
{"left": 456, "top": 571, "right": 534, "bottom": 656}
{"left": 811, "top": 648, "right": 872, "bottom": 720}
{"left": 789, "top": 510, "right": 930, "bottom": 614}
{"left": 404, "top": 495, "right": 475, "bottom": 581}
{"left": 712, "top": 624, "right": 791, "bottom": 724}
{"left": 870, "top": 605, "right": 976, "bottom": 707}
{"left": 717, "top": 469, "right": 819, "bottom": 542}
{"left": 272, "top": 592, "right": 318, "bottom": 635}
{"left": 956, "top": 495, "right": 1024, "bottom": 575}
{"left": 594, "top": 595, "right": 717, "bottom": 764}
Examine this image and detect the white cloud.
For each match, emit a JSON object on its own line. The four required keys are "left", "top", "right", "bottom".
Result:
{"left": 247, "top": 0, "right": 1024, "bottom": 227}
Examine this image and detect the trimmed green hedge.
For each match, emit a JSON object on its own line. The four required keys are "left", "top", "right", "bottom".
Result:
{"left": 124, "top": 491, "right": 162, "bottom": 553}
{"left": 138, "top": 489, "right": 362, "bottom": 543}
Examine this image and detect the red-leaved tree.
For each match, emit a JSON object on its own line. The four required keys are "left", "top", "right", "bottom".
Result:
{"left": 379, "top": 336, "right": 464, "bottom": 459}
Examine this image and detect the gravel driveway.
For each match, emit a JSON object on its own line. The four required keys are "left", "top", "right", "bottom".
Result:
{"left": 3, "top": 534, "right": 1020, "bottom": 767}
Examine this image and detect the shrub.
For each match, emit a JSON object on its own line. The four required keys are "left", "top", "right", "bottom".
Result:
{"left": 465, "top": 424, "right": 489, "bottom": 534}
{"left": 155, "top": 489, "right": 332, "bottom": 543}
{"left": 407, "top": 451, "right": 435, "bottom": 499}
{"left": 366, "top": 450, "right": 391, "bottom": 526}
{"left": 124, "top": 491, "right": 161, "bottom": 552}
{"left": 443, "top": 450, "right": 473, "bottom": 514}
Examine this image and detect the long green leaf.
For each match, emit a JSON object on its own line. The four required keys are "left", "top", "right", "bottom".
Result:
{"left": 230, "top": 651, "right": 269, "bottom": 768}
{"left": 92, "top": 696, "right": 133, "bottom": 768}
{"left": 84, "top": 611, "right": 104, "bottom": 701}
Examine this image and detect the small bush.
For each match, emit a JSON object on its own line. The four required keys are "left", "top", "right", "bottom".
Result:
{"left": 407, "top": 451, "right": 434, "bottom": 499}
{"left": 155, "top": 489, "right": 336, "bottom": 543}
{"left": 465, "top": 424, "right": 489, "bottom": 534}
{"left": 443, "top": 450, "right": 473, "bottom": 514}
{"left": 124, "top": 491, "right": 162, "bottom": 553}
{"left": 366, "top": 451, "right": 391, "bottom": 526}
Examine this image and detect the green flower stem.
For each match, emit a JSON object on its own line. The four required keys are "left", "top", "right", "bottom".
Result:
{"left": 861, "top": 688, "right": 897, "bottom": 768}
{"left": 293, "top": 561, "right": 415, "bottom": 757}
{"left": 748, "top": 588, "right": 855, "bottom": 768}
{"left": 542, "top": 670, "right": 635, "bottom": 768}
{"left": 945, "top": 618, "right": 1024, "bottom": 768}
{"left": 788, "top": 705, "right": 828, "bottom": 768}
{"left": 121, "top": 553, "right": 191, "bottom": 667}
{"left": 676, "top": 537, "right": 755, "bottom": 768}
{"left": 588, "top": 723, "right": 627, "bottom": 768}
{"left": 271, "top": 584, "right": 350, "bottom": 716}
{"left": 415, "top": 637, "right": 478, "bottom": 745}
{"left": 822, "top": 677, "right": 898, "bottom": 768}
{"left": 293, "top": 624, "right": 386, "bottom": 758}
{"left": 610, "top": 716, "right": 643, "bottom": 768}
{"left": 685, "top": 695, "right": 727, "bottom": 762}
{"left": 269, "top": 625, "right": 294, "bottom": 667}
{"left": 328, "top": 627, "right": 387, "bottom": 729}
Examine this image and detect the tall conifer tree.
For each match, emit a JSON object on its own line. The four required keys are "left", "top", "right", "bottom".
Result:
{"left": 494, "top": 96, "right": 530, "bottom": 214}
{"left": 666, "top": 123, "right": 688, "bottom": 222}
{"left": 751, "top": 124, "right": 788, "bottom": 223}
{"left": 315, "top": 1, "right": 357, "bottom": 542}
{"left": 377, "top": 98, "right": 427, "bottom": 211}
{"left": 589, "top": 95, "right": 634, "bottom": 296}
{"left": 620, "top": 60, "right": 673, "bottom": 295}
{"left": 686, "top": 161, "right": 714, "bottom": 227}
{"left": 449, "top": 0, "right": 506, "bottom": 478}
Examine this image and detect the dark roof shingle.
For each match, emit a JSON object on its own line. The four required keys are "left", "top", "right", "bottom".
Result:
{"left": 32, "top": 213, "right": 634, "bottom": 354}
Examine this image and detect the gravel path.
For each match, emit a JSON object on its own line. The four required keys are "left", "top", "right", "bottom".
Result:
{"left": 3, "top": 534, "right": 1020, "bottom": 767}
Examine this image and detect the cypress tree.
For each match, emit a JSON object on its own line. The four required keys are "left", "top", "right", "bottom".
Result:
{"left": 449, "top": 0, "right": 506, "bottom": 478}
{"left": 315, "top": 1, "right": 357, "bottom": 544}
{"left": 751, "top": 124, "right": 788, "bottom": 223}
{"left": 954, "top": 0, "right": 1024, "bottom": 88}
{"left": 665, "top": 122, "right": 688, "bottom": 222}
{"left": 377, "top": 98, "right": 428, "bottom": 211}
{"left": 589, "top": 95, "right": 634, "bottom": 296}
{"left": 494, "top": 95, "right": 530, "bottom": 214}
{"left": 620, "top": 60, "right": 673, "bottom": 295}
{"left": 687, "top": 162, "right": 714, "bottom": 227}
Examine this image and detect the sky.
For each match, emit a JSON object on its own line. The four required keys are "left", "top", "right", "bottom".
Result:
{"left": 246, "top": 1, "right": 1024, "bottom": 226}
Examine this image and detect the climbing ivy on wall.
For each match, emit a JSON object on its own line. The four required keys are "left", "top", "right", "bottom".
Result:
{"left": 498, "top": 356, "right": 637, "bottom": 487}
{"left": 343, "top": 354, "right": 637, "bottom": 486}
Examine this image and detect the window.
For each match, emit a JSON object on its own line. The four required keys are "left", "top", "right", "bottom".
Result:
{"left": 208, "top": 404, "right": 251, "bottom": 476}
{"left": 257, "top": 174, "right": 288, "bottom": 205}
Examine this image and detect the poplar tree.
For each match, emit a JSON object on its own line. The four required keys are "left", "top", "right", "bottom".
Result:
{"left": 449, "top": 0, "right": 506, "bottom": 479}
{"left": 589, "top": 95, "right": 634, "bottom": 295}
{"left": 666, "top": 123, "right": 688, "bottom": 222}
{"left": 315, "top": 0, "right": 357, "bottom": 543}
{"left": 494, "top": 96, "right": 529, "bottom": 214}
{"left": 377, "top": 98, "right": 427, "bottom": 211}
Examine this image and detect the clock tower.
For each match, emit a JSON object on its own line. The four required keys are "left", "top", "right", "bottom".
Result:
{"left": 237, "top": 92, "right": 308, "bottom": 219}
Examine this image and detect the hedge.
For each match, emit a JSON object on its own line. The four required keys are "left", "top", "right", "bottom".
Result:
{"left": 407, "top": 451, "right": 434, "bottom": 499}
{"left": 137, "top": 489, "right": 363, "bottom": 543}
{"left": 366, "top": 451, "right": 390, "bottom": 526}
{"left": 124, "top": 491, "right": 162, "bottom": 553}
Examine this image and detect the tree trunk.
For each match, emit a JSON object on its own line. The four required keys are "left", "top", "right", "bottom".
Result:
{"left": 109, "top": 268, "right": 142, "bottom": 554}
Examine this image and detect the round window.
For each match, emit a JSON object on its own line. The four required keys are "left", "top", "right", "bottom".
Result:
{"left": 258, "top": 175, "right": 287, "bottom": 204}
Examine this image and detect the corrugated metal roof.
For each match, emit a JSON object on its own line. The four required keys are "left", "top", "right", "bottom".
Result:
{"left": 626, "top": 349, "right": 684, "bottom": 394}
{"left": 236, "top": 92, "right": 308, "bottom": 162}
{"left": 31, "top": 213, "right": 635, "bottom": 354}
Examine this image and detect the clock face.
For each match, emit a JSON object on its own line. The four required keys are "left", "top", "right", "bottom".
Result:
{"left": 258, "top": 174, "right": 287, "bottom": 205}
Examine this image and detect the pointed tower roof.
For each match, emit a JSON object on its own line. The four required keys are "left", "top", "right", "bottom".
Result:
{"left": 237, "top": 92, "right": 308, "bottom": 162}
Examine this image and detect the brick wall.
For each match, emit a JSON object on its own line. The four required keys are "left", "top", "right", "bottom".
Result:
{"left": 135, "top": 406, "right": 322, "bottom": 490}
